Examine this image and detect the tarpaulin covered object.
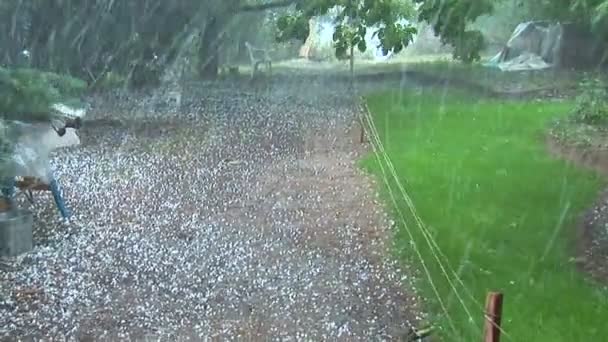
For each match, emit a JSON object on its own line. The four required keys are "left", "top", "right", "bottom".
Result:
{"left": 1, "top": 102, "right": 85, "bottom": 219}
{"left": 8, "top": 103, "right": 84, "bottom": 182}
{"left": 11, "top": 125, "right": 80, "bottom": 182}
{"left": 487, "top": 21, "right": 605, "bottom": 71}
{"left": 486, "top": 21, "right": 562, "bottom": 71}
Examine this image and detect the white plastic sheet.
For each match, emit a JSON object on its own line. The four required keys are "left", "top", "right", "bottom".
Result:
{"left": 494, "top": 52, "right": 553, "bottom": 71}
{"left": 7, "top": 103, "right": 85, "bottom": 182}
{"left": 11, "top": 124, "right": 80, "bottom": 182}
{"left": 486, "top": 21, "right": 563, "bottom": 72}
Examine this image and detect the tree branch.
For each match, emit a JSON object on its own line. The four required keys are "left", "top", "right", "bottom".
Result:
{"left": 239, "top": 0, "right": 299, "bottom": 12}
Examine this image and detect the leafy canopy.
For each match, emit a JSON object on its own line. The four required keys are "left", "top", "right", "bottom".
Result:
{"left": 415, "top": 0, "right": 493, "bottom": 63}
{"left": 276, "top": 0, "right": 608, "bottom": 64}
{"left": 0, "top": 67, "right": 86, "bottom": 179}
{"left": 277, "top": 0, "right": 417, "bottom": 60}
{"left": 0, "top": 68, "right": 87, "bottom": 122}
{"left": 276, "top": 0, "right": 502, "bottom": 63}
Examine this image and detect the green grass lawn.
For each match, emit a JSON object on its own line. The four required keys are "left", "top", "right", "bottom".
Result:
{"left": 362, "top": 88, "right": 608, "bottom": 341}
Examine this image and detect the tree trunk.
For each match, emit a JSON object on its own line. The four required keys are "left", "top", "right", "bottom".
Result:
{"left": 349, "top": 44, "right": 355, "bottom": 85}
{"left": 199, "top": 18, "right": 221, "bottom": 79}
{"left": 299, "top": 18, "right": 317, "bottom": 59}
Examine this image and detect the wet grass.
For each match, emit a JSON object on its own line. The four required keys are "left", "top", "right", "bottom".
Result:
{"left": 362, "top": 88, "right": 608, "bottom": 341}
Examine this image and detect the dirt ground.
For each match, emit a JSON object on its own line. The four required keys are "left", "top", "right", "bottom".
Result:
{"left": 546, "top": 136, "right": 608, "bottom": 285}
{"left": 0, "top": 76, "right": 423, "bottom": 341}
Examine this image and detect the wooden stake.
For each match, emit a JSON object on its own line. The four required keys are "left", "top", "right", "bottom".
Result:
{"left": 359, "top": 104, "right": 367, "bottom": 144}
{"left": 483, "top": 292, "right": 504, "bottom": 342}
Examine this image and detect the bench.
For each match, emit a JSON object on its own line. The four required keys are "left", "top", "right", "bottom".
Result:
{"left": 0, "top": 115, "right": 82, "bottom": 220}
{"left": 2, "top": 174, "right": 70, "bottom": 219}
{"left": 245, "top": 42, "right": 272, "bottom": 78}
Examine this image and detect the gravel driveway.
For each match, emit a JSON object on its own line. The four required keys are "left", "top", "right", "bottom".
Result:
{"left": 0, "top": 76, "right": 422, "bottom": 341}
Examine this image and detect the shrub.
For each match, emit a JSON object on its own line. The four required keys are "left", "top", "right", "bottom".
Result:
{"left": 93, "top": 71, "right": 127, "bottom": 91}
{"left": 573, "top": 76, "right": 608, "bottom": 125}
{"left": 129, "top": 63, "right": 163, "bottom": 89}
{"left": 0, "top": 67, "right": 87, "bottom": 121}
{"left": 0, "top": 67, "right": 87, "bottom": 179}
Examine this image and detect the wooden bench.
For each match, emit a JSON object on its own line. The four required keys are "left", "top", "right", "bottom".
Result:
{"left": 3, "top": 175, "right": 70, "bottom": 219}
{"left": 245, "top": 42, "right": 272, "bottom": 78}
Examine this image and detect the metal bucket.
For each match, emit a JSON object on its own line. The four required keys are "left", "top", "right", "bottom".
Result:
{"left": 0, "top": 209, "right": 34, "bottom": 257}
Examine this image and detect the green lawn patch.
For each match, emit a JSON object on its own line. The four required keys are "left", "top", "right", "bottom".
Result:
{"left": 362, "top": 88, "right": 608, "bottom": 341}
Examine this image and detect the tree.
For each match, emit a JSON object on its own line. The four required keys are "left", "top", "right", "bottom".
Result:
{"left": 0, "top": 68, "right": 86, "bottom": 120}
{"left": 195, "top": 0, "right": 305, "bottom": 78}
{"left": 560, "top": 0, "right": 608, "bottom": 65}
{"left": 414, "top": 0, "right": 494, "bottom": 63}
{"left": 277, "top": 0, "right": 417, "bottom": 77}
{"left": 0, "top": 67, "right": 86, "bottom": 197}
{"left": 275, "top": 0, "right": 504, "bottom": 65}
{"left": 0, "top": 1, "right": 200, "bottom": 85}
{"left": 0, "top": 1, "right": 301, "bottom": 85}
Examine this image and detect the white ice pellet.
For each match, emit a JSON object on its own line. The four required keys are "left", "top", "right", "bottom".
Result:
{"left": 1, "top": 80, "right": 422, "bottom": 340}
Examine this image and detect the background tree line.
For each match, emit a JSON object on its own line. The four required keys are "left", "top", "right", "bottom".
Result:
{"left": 0, "top": 0, "right": 299, "bottom": 87}
{"left": 0, "top": 0, "right": 607, "bottom": 89}
{"left": 0, "top": 0, "right": 607, "bottom": 188}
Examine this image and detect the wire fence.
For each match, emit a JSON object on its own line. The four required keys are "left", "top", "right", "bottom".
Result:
{"left": 358, "top": 96, "right": 512, "bottom": 342}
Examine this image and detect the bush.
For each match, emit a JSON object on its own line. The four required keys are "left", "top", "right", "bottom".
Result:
{"left": 93, "top": 71, "right": 127, "bottom": 91}
{"left": 573, "top": 76, "right": 608, "bottom": 125}
{"left": 0, "top": 67, "right": 87, "bottom": 121}
{"left": 0, "top": 68, "right": 87, "bottom": 179}
{"left": 41, "top": 70, "right": 88, "bottom": 97}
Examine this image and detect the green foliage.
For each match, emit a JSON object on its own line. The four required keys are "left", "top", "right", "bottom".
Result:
{"left": 593, "top": 0, "right": 608, "bottom": 24}
{"left": 0, "top": 67, "right": 86, "bottom": 178}
{"left": 93, "top": 72, "right": 127, "bottom": 91}
{"left": 42, "top": 70, "right": 88, "bottom": 98}
{"left": 222, "top": 9, "right": 300, "bottom": 64}
{"left": 452, "top": 30, "right": 486, "bottom": 62}
{"left": 277, "top": 0, "right": 417, "bottom": 61}
{"left": 571, "top": 0, "right": 608, "bottom": 23}
{"left": 576, "top": 0, "right": 608, "bottom": 45}
{"left": 416, "top": 0, "right": 493, "bottom": 63}
{"left": 275, "top": 0, "right": 503, "bottom": 64}
{"left": 375, "top": 21, "right": 418, "bottom": 55}
{"left": 0, "top": 0, "right": 220, "bottom": 84}
{"left": 473, "top": 2, "right": 528, "bottom": 45}
{"left": 573, "top": 76, "right": 608, "bottom": 125}
{"left": 364, "top": 89, "right": 606, "bottom": 341}
{"left": 0, "top": 121, "right": 14, "bottom": 179}
{"left": 276, "top": 14, "right": 310, "bottom": 42}
{"left": 0, "top": 68, "right": 86, "bottom": 121}
{"left": 129, "top": 62, "right": 163, "bottom": 89}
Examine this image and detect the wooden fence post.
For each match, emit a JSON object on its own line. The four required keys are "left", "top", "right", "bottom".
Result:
{"left": 359, "top": 106, "right": 367, "bottom": 144}
{"left": 483, "top": 292, "right": 504, "bottom": 342}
